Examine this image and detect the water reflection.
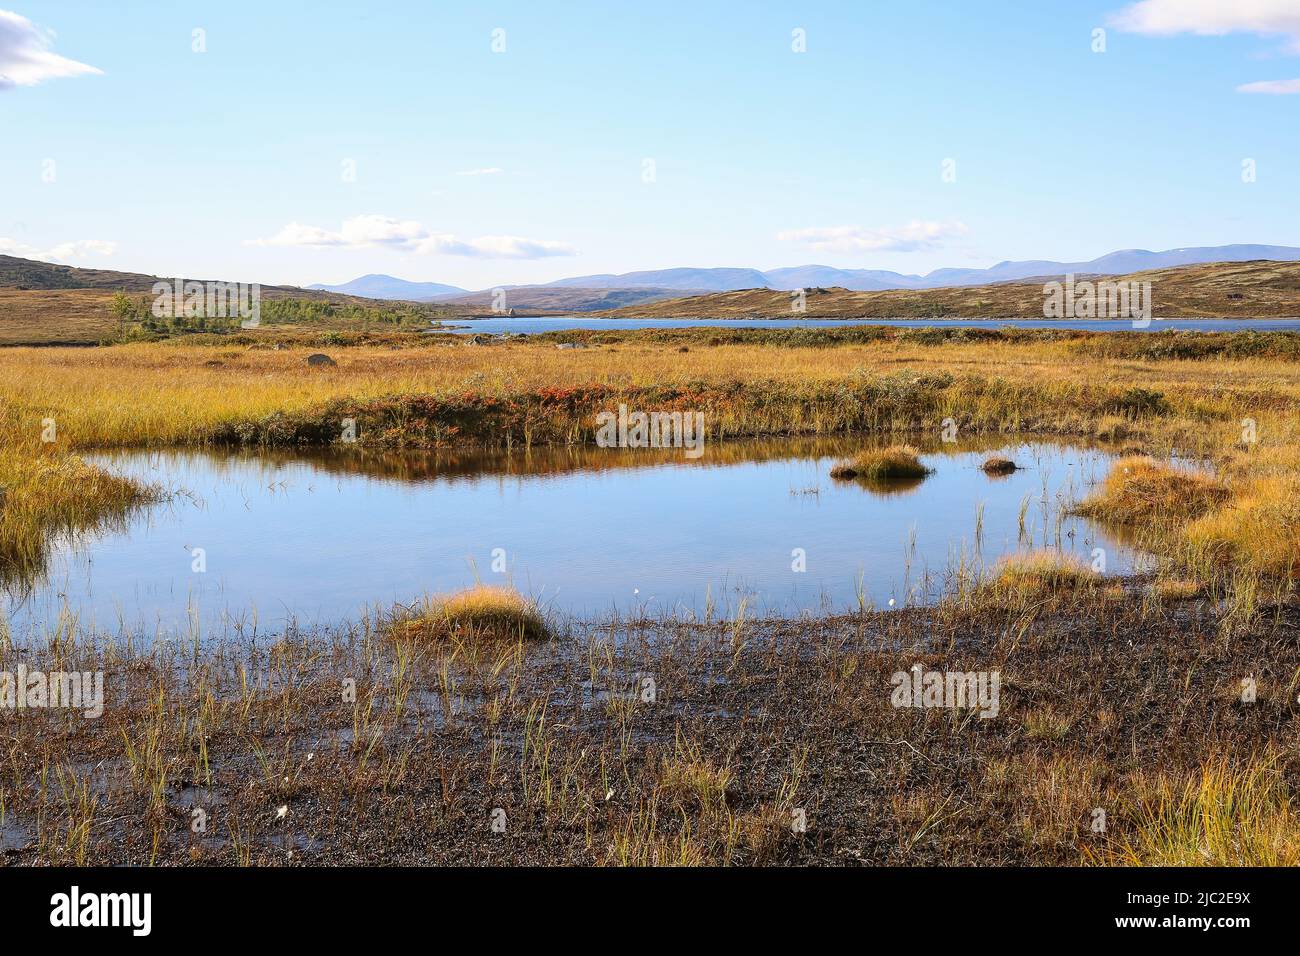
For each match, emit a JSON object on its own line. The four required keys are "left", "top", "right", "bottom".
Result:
{"left": 2, "top": 436, "right": 1145, "bottom": 637}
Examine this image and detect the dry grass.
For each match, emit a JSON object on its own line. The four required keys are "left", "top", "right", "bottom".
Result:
{"left": 1151, "top": 577, "right": 1204, "bottom": 601}
{"left": 656, "top": 734, "right": 734, "bottom": 815}
{"left": 1101, "top": 754, "right": 1300, "bottom": 866}
{"left": 986, "top": 753, "right": 1110, "bottom": 849}
{"left": 0, "top": 450, "right": 158, "bottom": 584}
{"left": 831, "top": 445, "right": 931, "bottom": 480}
{"left": 0, "top": 331, "right": 1296, "bottom": 455}
{"left": 1023, "top": 707, "right": 1075, "bottom": 741}
{"left": 397, "top": 586, "right": 549, "bottom": 642}
{"left": 1074, "top": 456, "right": 1228, "bottom": 526}
{"left": 1185, "top": 477, "right": 1300, "bottom": 578}
{"left": 988, "top": 550, "right": 1101, "bottom": 601}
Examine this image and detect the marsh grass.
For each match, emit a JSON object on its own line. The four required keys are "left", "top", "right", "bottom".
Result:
{"left": 980, "top": 455, "right": 1018, "bottom": 475}
{"left": 0, "top": 450, "right": 159, "bottom": 586}
{"left": 1100, "top": 753, "right": 1300, "bottom": 866}
{"left": 0, "top": 585, "right": 1294, "bottom": 866}
{"left": 985, "top": 550, "right": 1101, "bottom": 604}
{"left": 1185, "top": 477, "right": 1300, "bottom": 578}
{"left": 1074, "top": 456, "right": 1227, "bottom": 527}
{"left": 1150, "top": 577, "right": 1204, "bottom": 602}
{"left": 830, "top": 445, "right": 932, "bottom": 481}
{"left": 395, "top": 586, "right": 549, "bottom": 642}
{"left": 0, "top": 331, "right": 1299, "bottom": 865}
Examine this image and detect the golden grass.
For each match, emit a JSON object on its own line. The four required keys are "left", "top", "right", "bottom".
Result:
{"left": 1075, "top": 456, "right": 1228, "bottom": 526}
{"left": 657, "top": 735, "right": 734, "bottom": 815}
{"left": 831, "top": 445, "right": 931, "bottom": 480}
{"left": 989, "top": 550, "right": 1101, "bottom": 601}
{"left": 1101, "top": 753, "right": 1300, "bottom": 866}
{"left": 397, "top": 586, "right": 548, "bottom": 642}
{"left": 1093, "top": 415, "right": 1132, "bottom": 442}
{"left": 0, "top": 450, "right": 157, "bottom": 584}
{"left": 1151, "top": 577, "right": 1204, "bottom": 601}
{"left": 1, "top": 333, "right": 1300, "bottom": 598}
{"left": 0, "top": 335, "right": 1289, "bottom": 453}
{"left": 1185, "top": 477, "right": 1300, "bottom": 578}
{"left": 1022, "top": 707, "right": 1075, "bottom": 741}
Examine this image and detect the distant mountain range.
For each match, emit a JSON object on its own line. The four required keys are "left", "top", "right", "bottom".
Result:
{"left": 307, "top": 274, "right": 467, "bottom": 299}
{"left": 314, "top": 245, "right": 1300, "bottom": 305}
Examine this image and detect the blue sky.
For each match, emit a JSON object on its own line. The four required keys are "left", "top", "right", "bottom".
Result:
{"left": 2, "top": 1, "right": 1297, "bottom": 288}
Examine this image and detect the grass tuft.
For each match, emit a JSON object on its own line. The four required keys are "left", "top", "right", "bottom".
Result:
{"left": 397, "top": 586, "right": 548, "bottom": 641}
{"left": 830, "top": 445, "right": 932, "bottom": 481}
{"left": 1074, "top": 456, "right": 1227, "bottom": 526}
{"left": 980, "top": 455, "right": 1018, "bottom": 475}
{"left": 989, "top": 550, "right": 1101, "bottom": 601}
{"left": 1184, "top": 477, "right": 1300, "bottom": 578}
{"left": 1102, "top": 753, "right": 1300, "bottom": 866}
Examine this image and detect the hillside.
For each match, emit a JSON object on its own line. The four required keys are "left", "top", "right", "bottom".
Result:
{"left": 0, "top": 254, "right": 328, "bottom": 298}
{"left": 0, "top": 256, "right": 469, "bottom": 345}
{"left": 601, "top": 260, "right": 1300, "bottom": 320}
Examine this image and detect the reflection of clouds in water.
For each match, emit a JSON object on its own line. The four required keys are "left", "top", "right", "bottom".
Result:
{"left": 6, "top": 438, "right": 1147, "bottom": 636}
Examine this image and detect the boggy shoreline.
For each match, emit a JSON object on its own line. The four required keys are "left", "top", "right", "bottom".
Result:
{"left": 1, "top": 587, "right": 1296, "bottom": 866}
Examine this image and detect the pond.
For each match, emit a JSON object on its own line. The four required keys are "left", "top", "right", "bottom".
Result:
{"left": 2, "top": 437, "right": 1147, "bottom": 638}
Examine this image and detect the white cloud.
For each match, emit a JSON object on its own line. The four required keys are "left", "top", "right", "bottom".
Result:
{"left": 249, "top": 215, "right": 428, "bottom": 249}
{"left": 776, "top": 221, "right": 969, "bottom": 254}
{"left": 247, "top": 215, "right": 577, "bottom": 259}
{"left": 0, "top": 237, "right": 116, "bottom": 261}
{"left": 0, "top": 9, "right": 102, "bottom": 89}
{"left": 455, "top": 167, "right": 504, "bottom": 176}
{"left": 1111, "top": 0, "right": 1300, "bottom": 50}
{"left": 1236, "top": 77, "right": 1300, "bottom": 93}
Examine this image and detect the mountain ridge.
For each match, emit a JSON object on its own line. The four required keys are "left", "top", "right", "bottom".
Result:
{"left": 322, "top": 244, "right": 1300, "bottom": 302}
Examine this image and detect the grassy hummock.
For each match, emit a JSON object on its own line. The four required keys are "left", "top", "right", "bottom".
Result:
{"left": 988, "top": 550, "right": 1102, "bottom": 600}
{"left": 981, "top": 456, "right": 1018, "bottom": 475}
{"left": 1074, "top": 456, "right": 1227, "bottom": 526}
{"left": 396, "top": 585, "right": 549, "bottom": 641}
{"left": 830, "top": 445, "right": 932, "bottom": 481}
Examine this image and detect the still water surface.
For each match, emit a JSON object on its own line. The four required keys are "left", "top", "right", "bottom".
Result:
{"left": 4, "top": 438, "right": 1146, "bottom": 637}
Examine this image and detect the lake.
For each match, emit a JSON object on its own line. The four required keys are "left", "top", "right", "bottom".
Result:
{"left": 438, "top": 316, "right": 1300, "bottom": 336}
{"left": 2, "top": 437, "right": 1146, "bottom": 638}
